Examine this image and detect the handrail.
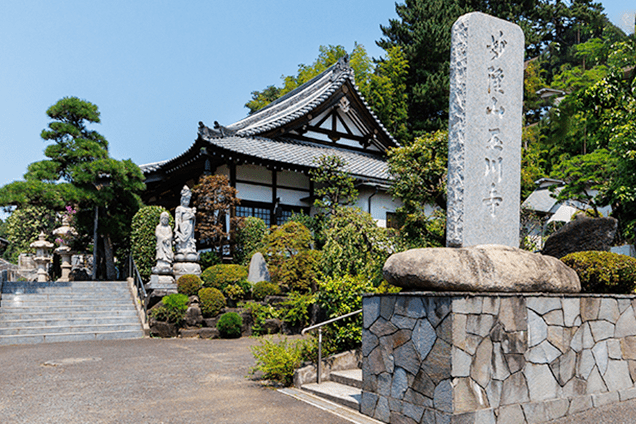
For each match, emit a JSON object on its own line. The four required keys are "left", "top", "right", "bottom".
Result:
{"left": 128, "top": 255, "right": 148, "bottom": 322}
{"left": 301, "top": 309, "right": 362, "bottom": 384}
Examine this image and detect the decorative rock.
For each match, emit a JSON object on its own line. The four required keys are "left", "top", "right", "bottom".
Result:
{"left": 466, "top": 314, "right": 495, "bottom": 337}
{"left": 589, "top": 321, "right": 615, "bottom": 342}
{"left": 149, "top": 320, "right": 178, "bottom": 338}
{"left": 607, "top": 339, "right": 622, "bottom": 359}
{"left": 394, "top": 342, "right": 420, "bottom": 376}
{"left": 497, "top": 405, "right": 526, "bottom": 424}
{"left": 492, "top": 342, "right": 510, "bottom": 381}
{"left": 598, "top": 298, "right": 620, "bottom": 323}
{"left": 578, "top": 349, "right": 596, "bottom": 380}
{"left": 527, "top": 309, "right": 547, "bottom": 347}
{"left": 581, "top": 298, "right": 601, "bottom": 322}
{"left": 247, "top": 252, "right": 270, "bottom": 283}
{"left": 184, "top": 304, "right": 203, "bottom": 327}
{"left": 391, "top": 367, "right": 409, "bottom": 399}
{"left": 500, "top": 372, "right": 530, "bottom": 405}
{"left": 615, "top": 306, "right": 636, "bottom": 338}
{"left": 433, "top": 379, "right": 453, "bottom": 413}
{"left": 545, "top": 398, "right": 570, "bottom": 421}
{"left": 620, "top": 336, "right": 636, "bottom": 360}
{"left": 549, "top": 348, "right": 576, "bottom": 386}
{"left": 498, "top": 297, "right": 527, "bottom": 332}
{"left": 384, "top": 244, "right": 581, "bottom": 293}
{"left": 412, "top": 319, "right": 436, "bottom": 360}
{"left": 592, "top": 341, "right": 609, "bottom": 375}
{"left": 547, "top": 326, "right": 572, "bottom": 353}
{"left": 526, "top": 340, "right": 561, "bottom": 364}
{"left": 543, "top": 309, "right": 564, "bottom": 326}
{"left": 198, "top": 328, "right": 219, "bottom": 339}
{"left": 586, "top": 366, "right": 608, "bottom": 394}
{"left": 542, "top": 216, "right": 618, "bottom": 259}
{"left": 360, "top": 392, "right": 378, "bottom": 417}
{"left": 562, "top": 298, "right": 581, "bottom": 327}
{"left": 569, "top": 394, "right": 593, "bottom": 414}
{"left": 526, "top": 297, "right": 562, "bottom": 315}
{"left": 262, "top": 318, "right": 282, "bottom": 334}
{"left": 603, "top": 360, "right": 633, "bottom": 392}
{"left": 420, "top": 339, "right": 451, "bottom": 386}
{"left": 486, "top": 379, "right": 503, "bottom": 408}
{"left": 374, "top": 396, "right": 390, "bottom": 422}
{"left": 521, "top": 402, "right": 548, "bottom": 424}
{"left": 453, "top": 378, "right": 489, "bottom": 414}
{"left": 364, "top": 297, "right": 381, "bottom": 329}
{"left": 452, "top": 347, "right": 472, "bottom": 377}
{"left": 471, "top": 337, "right": 493, "bottom": 388}
{"left": 453, "top": 297, "right": 483, "bottom": 314}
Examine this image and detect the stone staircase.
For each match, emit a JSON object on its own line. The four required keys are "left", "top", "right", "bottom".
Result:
{"left": 301, "top": 368, "right": 363, "bottom": 410}
{"left": 0, "top": 281, "right": 145, "bottom": 346}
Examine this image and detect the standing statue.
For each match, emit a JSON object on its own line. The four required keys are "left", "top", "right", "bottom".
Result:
{"left": 152, "top": 211, "right": 173, "bottom": 274}
{"left": 174, "top": 185, "right": 197, "bottom": 261}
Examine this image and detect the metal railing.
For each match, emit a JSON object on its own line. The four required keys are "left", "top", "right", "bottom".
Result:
{"left": 128, "top": 255, "right": 148, "bottom": 323}
{"left": 301, "top": 309, "right": 362, "bottom": 384}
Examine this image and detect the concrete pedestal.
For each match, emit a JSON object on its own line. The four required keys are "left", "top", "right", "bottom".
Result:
{"left": 147, "top": 274, "right": 177, "bottom": 292}
{"left": 173, "top": 261, "right": 201, "bottom": 282}
{"left": 361, "top": 292, "right": 636, "bottom": 424}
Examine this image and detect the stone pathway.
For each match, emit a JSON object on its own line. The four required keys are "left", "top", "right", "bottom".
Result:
{"left": 0, "top": 337, "right": 351, "bottom": 424}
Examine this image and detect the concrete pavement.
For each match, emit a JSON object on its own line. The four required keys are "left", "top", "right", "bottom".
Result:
{"left": 0, "top": 337, "right": 351, "bottom": 424}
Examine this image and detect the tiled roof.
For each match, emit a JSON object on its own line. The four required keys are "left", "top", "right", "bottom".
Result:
{"left": 226, "top": 57, "right": 397, "bottom": 146}
{"left": 204, "top": 135, "right": 390, "bottom": 181}
{"left": 522, "top": 186, "right": 562, "bottom": 213}
{"left": 139, "top": 160, "right": 168, "bottom": 173}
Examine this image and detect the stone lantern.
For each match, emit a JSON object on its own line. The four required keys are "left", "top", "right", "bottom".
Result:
{"left": 53, "top": 215, "right": 77, "bottom": 282}
{"left": 30, "top": 232, "right": 54, "bottom": 282}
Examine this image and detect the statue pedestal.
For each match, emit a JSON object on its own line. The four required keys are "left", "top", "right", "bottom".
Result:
{"left": 147, "top": 274, "right": 177, "bottom": 292}
{"left": 56, "top": 246, "right": 73, "bottom": 282}
{"left": 173, "top": 261, "right": 201, "bottom": 282}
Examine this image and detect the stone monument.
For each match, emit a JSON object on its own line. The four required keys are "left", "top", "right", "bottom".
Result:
{"left": 148, "top": 211, "right": 177, "bottom": 291}
{"left": 53, "top": 215, "right": 77, "bottom": 282}
{"left": 247, "top": 252, "right": 271, "bottom": 283}
{"left": 30, "top": 232, "right": 54, "bottom": 282}
{"left": 446, "top": 12, "right": 524, "bottom": 248}
{"left": 173, "top": 185, "right": 201, "bottom": 280}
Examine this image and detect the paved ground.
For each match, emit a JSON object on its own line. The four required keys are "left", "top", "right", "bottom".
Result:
{"left": 0, "top": 337, "right": 351, "bottom": 424}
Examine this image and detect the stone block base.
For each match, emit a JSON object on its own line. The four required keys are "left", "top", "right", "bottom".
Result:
{"left": 147, "top": 274, "right": 176, "bottom": 291}
{"left": 173, "top": 261, "right": 201, "bottom": 281}
{"left": 361, "top": 292, "right": 636, "bottom": 424}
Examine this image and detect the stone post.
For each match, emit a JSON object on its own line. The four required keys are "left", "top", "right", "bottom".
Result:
{"left": 446, "top": 12, "right": 524, "bottom": 248}
{"left": 53, "top": 215, "right": 77, "bottom": 282}
{"left": 30, "top": 232, "right": 54, "bottom": 282}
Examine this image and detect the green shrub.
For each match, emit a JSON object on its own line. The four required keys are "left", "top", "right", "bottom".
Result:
{"left": 177, "top": 274, "right": 203, "bottom": 296}
{"left": 131, "top": 206, "right": 173, "bottom": 282}
{"left": 250, "top": 337, "right": 315, "bottom": 386}
{"left": 3, "top": 205, "right": 57, "bottom": 263}
{"left": 253, "top": 281, "right": 281, "bottom": 301}
{"left": 150, "top": 293, "right": 189, "bottom": 324}
{"left": 264, "top": 221, "right": 315, "bottom": 289}
{"left": 561, "top": 251, "right": 636, "bottom": 293}
{"left": 235, "top": 216, "right": 268, "bottom": 265}
{"left": 223, "top": 280, "right": 252, "bottom": 302}
{"left": 201, "top": 264, "right": 248, "bottom": 289}
{"left": 276, "top": 250, "right": 321, "bottom": 292}
{"left": 241, "top": 301, "right": 282, "bottom": 336}
{"left": 199, "top": 250, "right": 221, "bottom": 269}
{"left": 217, "top": 312, "right": 243, "bottom": 338}
{"left": 317, "top": 274, "right": 376, "bottom": 355}
{"left": 198, "top": 287, "right": 226, "bottom": 317}
{"left": 281, "top": 292, "right": 316, "bottom": 328}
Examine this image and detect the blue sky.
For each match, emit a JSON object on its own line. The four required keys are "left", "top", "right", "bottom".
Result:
{"left": 0, "top": 1, "right": 633, "bottom": 190}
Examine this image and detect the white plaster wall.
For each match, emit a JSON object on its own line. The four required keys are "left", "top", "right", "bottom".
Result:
{"left": 278, "top": 188, "right": 310, "bottom": 207}
{"left": 278, "top": 170, "right": 310, "bottom": 189}
{"left": 235, "top": 182, "right": 272, "bottom": 203}
{"left": 237, "top": 164, "right": 271, "bottom": 184}
{"left": 356, "top": 188, "right": 402, "bottom": 227}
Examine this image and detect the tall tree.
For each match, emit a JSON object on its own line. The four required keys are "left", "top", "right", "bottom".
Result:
{"left": 0, "top": 97, "right": 145, "bottom": 279}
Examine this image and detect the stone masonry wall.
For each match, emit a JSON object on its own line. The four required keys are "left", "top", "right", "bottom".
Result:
{"left": 361, "top": 293, "right": 636, "bottom": 424}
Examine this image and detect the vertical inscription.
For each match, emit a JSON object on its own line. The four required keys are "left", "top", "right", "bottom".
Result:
{"left": 483, "top": 31, "right": 508, "bottom": 217}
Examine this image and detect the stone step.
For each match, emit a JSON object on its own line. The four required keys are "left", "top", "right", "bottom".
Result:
{"left": 0, "top": 316, "right": 140, "bottom": 328}
{"left": 1, "top": 299, "right": 134, "bottom": 308}
{"left": 331, "top": 369, "right": 363, "bottom": 389}
{"left": 1, "top": 282, "right": 129, "bottom": 294}
{"left": 301, "top": 381, "right": 362, "bottom": 410}
{"left": 279, "top": 388, "right": 383, "bottom": 424}
{"left": 0, "top": 329, "right": 145, "bottom": 346}
{"left": 0, "top": 323, "right": 142, "bottom": 336}
{"left": 0, "top": 304, "right": 137, "bottom": 314}
{"left": 0, "top": 309, "right": 138, "bottom": 321}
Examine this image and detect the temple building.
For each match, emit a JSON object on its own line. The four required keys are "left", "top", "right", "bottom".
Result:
{"left": 140, "top": 57, "right": 401, "bottom": 228}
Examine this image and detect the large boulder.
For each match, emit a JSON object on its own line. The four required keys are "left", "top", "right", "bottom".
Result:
{"left": 542, "top": 216, "right": 618, "bottom": 259}
{"left": 383, "top": 244, "right": 580, "bottom": 293}
{"left": 247, "top": 252, "right": 271, "bottom": 283}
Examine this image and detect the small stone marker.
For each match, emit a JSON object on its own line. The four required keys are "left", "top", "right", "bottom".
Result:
{"left": 446, "top": 12, "right": 524, "bottom": 248}
{"left": 247, "top": 252, "right": 270, "bottom": 283}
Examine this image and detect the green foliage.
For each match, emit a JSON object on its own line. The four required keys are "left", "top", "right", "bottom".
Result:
{"left": 234, "top": 216, "right": 268, "bottom": 265}
{"left": 250, "top": 336, "right": 315, "bottom": 386}
{"left": 241, "top": 301, "right": 282, "bottom": 336}
{"left": 317, "top": 274, "right": 377, "bottom": 354}
{"left": 2, "top": 206, "right": 57, "bottom": 263}
{"left": 309, "top": 155, "right": 358, "bottom": 215}
{"left": 223, "top": 280, "right": 252, "bottom": 302}
{"left": 289, "top": 212, "right": 327, "bottom": 250}
{"left": 217, "top": 312, "right": 243, "bottom": 338}
{"left": 252, "top": 281, "right": 281, "bottom": 301}
{"left": 0, "top": 97, "right": 145, "bottom": 279}
{"left": 199, "top": 250, "right": 221, "bottom": 270}
{"left": 198, "top": 287, "right": 226, "bottom": 318}
{"left": 150, "top": 293, "right": 189, "bottom": 324}
{"left": 245, "top": 44, "right": 372, "bottom": 113}
{"left": 263, "top": 221, "right": 317, "bottom": 290}
{"left": 280, "top": 292, "right": 316, "bottom": 329}
{"left": 561, "top": 251, "right": 636, "bottom": 294}
{"left": 130, "top": 206, "right": 173, "bottom": 282}
{"left": 321, "top": 207, "right": 396, "bottom": 284}
{"left": 177, "top": 274, "right": 203, "bottom": 297}
{"left": 200, "top": 264, "right": 248, "bottom": 289}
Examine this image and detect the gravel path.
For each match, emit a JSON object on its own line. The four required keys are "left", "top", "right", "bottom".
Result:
{"left": 0, "top": 337, "right": 350, "bottom": 424}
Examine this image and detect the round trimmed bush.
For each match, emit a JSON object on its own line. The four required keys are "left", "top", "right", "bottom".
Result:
{"left": 177, "top": 274, "right": 203, "bottom": 296}
{"left": 252, "top": 281, "right": 281, "bottom": 301}
{"left": 201, "top": 264, "right": 248, "bottom": 289}
{"left": 198, "top": 287, "right": 226, "bottom": 317}
{"left": 131, "top": 205, "right": 173, "bottom": 282}
{"left": 217, "top": 312, "right": 243, "bottom": 338}
{"left": 561, "top": 251, "right": 636, "bottom": 294}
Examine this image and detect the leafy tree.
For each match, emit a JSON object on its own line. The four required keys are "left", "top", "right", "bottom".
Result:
{"left": 130, "top": 205, "right": 173, "bottom": 282}
{"left": 246, "top": 44, "right": 373, "bottom": 114}
{"left": 310, "top": 155, "right": 358, "bottom": 215}
{"left": 2, "top": 206, "right": 57, "bottom": 263}
{"left": 234, "top": 216, "right": 268, "bottom": 266}
{"left": 0, "top": 97, "right": 145, "bottom": 279}
{"left": 191, "top": 175, "right": 241, "bottom": 253}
